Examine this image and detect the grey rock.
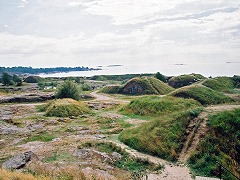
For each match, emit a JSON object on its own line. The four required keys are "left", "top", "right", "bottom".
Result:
{"left": 2, "top": 151, "right": 33, "bottom": 169}
{"left": 111, "top": 152, "right": 122, "bottom": 161}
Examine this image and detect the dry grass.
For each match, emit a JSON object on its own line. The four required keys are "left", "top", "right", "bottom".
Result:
{"left": 0, "top": 168, "right": 50, "bottom": 180}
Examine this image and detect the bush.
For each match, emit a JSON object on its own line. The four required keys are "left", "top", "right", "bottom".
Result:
{"left": 56, "top": 80, "right": 81, "bottom": 100}
{"left": 155, "top": 72, "right": 167, "bottom": 82}
{"left": 42, "top": 98, "right": 90, "bottom": 117}
{"left": 24, "top": 76, "right": 42, "bottom": 83}
{"left": 101, "top": 85, "right": 121, "bottom": 94}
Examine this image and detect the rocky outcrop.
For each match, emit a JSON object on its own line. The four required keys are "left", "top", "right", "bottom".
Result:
{"left": 2, "top": 151, "right": 33, "bottom": 169}
{"left": 0, "top": 93, "right": 55, "bottom": 103}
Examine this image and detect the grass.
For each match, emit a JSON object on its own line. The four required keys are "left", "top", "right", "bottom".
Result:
{"left": 43, "top": 150, "right": 77, "bottom": 163}
{"left": 120, "top": 96, "right": 201, "bottom": 116}
{"left": 170, "top": 85, "right": 234, "bottom": 105}
{"left": 0, "top": 168, "right": 50, "bottom": 180}
{"left": 188, "top": 109, "right": 240, "bottom": 179}
{"left": 100, "top": 85, "right": 121, "bottom": 94}
{"left": 119, "top": 96, "right": 202, "bottom": 161}
{"left": 26, "top": 132, "right": 57, "bottom": 142}
{"left": 203, "top": 77, "right": 235, "bottom": 92}
{"left": 40, "top": 98, "right": 90, "bottom": 117}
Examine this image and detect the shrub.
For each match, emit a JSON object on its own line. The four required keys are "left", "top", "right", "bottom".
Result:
{"left": 101, "top": 85, "right": 121, "bottom": 94}
{"left": 155, "top": 72, "right": 167, "bottom": 82}
{"left": 56, "top": 80, "right": 81, "bottom": 100}
{"left": 24, "top": 76, "right": 42, "bottom": 83}
{"left": 170, "top": 85, "right": 234, "bottom": 105}
{"left": 42, "top": 98, "right": 90, "bottom": 117}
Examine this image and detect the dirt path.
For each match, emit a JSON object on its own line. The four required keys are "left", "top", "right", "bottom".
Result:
{"left": 90, "top": 91, "right": 130, "bottom": 103}
{"left": 108, "top": 138, "right": 193, "bottom": 180}
{"left": 178, "top": 104, "right": 240, "bottom": 163}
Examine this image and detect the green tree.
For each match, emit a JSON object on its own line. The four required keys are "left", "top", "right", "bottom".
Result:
{"left": 56, "top": 80, "right": 81, "bottom": 100}
{"left": 155, "top": 72, "right": 167, "bottom": 82}
{"left": 12, "top": 74, "right": 22, "bottom": 86}
{"left": 2, "top": 72, "right": 12, "bottom": 86}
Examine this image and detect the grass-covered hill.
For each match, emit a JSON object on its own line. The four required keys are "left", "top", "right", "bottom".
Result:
{"left": 202, "top": 76, "right": 235, "bottom": 92}
{"left": 170, "top": 85, "right": 234, "bottom": 105}
{"left": 101, "top": 77, "right": 174, "bottom": 95}
{"left": 40, "top": 98, "right": 90, "bottom": 117}
{"left": 119, "top": 96, "right": 202, "bottom": 161}
{"left": 189, "top": 109, "right": 240, "bottom": 179}
{"left": 168, "top": 74, "right": 206, "bottom": 88}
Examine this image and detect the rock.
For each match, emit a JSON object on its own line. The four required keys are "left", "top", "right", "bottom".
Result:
{"left": 2, "top": 151, "right": 33, "bottom": 169}
{"left": 111, "top": 152, "right": 122, "bottom": 161}
{"left": 94, "top": 134, "right": 106, "bottom": 140}
{"left": 74, "top": 149, "right": 91, "bottom": 158}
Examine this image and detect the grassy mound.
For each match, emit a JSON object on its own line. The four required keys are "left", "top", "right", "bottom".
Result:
{"left": 121, "top": 96, "right": 201, "bottom": 116}
{"left": 119, "top": 96, "right": 202, "bottom": 161}
{"left": 42, "top": 98, "right": 90, "bottom": 117}
{"left": 119, "top": 111, "right": 200, "bottom": 161}
{"left": 203, "top": 77, "right": 235, "bottom": 92}
{"left": 168, "top": 74, "right": 206, "bottom": 88}
{"left": 100, "top": 85, "right": 121, "bottom": 94}
{"left": 170, "top": 85, "right": 234, "bottom": 105}
{"left": 120, "top": 77, "right": 174, "bottom": 95}
{"left": 189, "top": 109, "right": 240, "bottom": 179}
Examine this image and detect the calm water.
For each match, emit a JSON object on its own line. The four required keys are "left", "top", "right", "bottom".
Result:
{"left": 40, "top": 62, "right": 240, "bottom": 77}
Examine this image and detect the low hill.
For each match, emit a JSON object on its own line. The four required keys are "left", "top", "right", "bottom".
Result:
{"left": 119, "top": 77, "right": 174, "bottom": 95}
{"left": 168, "top": 74, "right": 206, "bottom": 88}
{"left": 119, "top": 96, "right": 201, "bottom": 161}
{"left": 40, "top": 98, "right": 90, "bottom": 117}
{"left": 100, "top": 85, "right": 121, "bottom": 94}
{"left": 202, "top": 76, "right": 235, "bottom": 92}
{"left": 170, "top": 85, "right": 234, "bottom": 105}
{"left": 189, "top": 109, "right": 240, "bottom": 179}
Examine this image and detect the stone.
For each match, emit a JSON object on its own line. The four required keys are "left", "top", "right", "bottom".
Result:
{"left": 111, "top": 152, "right": 122, "bottom": 161}
{"left": 2, "top": 151, "right": 33, "bottom": 169}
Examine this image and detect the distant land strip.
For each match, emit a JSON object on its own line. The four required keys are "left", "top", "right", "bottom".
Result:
{"left": 0, "top": 66, "right": 101, "bottom": 75}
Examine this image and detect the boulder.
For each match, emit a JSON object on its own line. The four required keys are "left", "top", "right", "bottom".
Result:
{"left": 2, "top": 151, "right": 33, "bottom": 169}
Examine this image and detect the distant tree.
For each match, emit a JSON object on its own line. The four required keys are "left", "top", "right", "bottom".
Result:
{"left": 155, "top": 72, "right": 167, "bottom": 82}
{"left": 56, "top": 80, "right": 81, "bottom": 100}
{"left": 2, "top": 72, "right": 12, "bottom": 86}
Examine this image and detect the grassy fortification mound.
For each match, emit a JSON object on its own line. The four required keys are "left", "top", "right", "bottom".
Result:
{"left": 202, "top": 76, "right": 235, "bottom": 92}
{"left": 189, "top": 109, "right": 240, "bottom": 179}
{"left": 42, "top": 98, "right": 90, "bottom": 117}
{"left": 119, "top": 96, "right": 201, "bottom": 161}
{"left": 100, "top": 85, "right": 121, "bottom": 94}
{"left": 168, "top": 74, "right": 206, "bottom": 88}
{"left": 119, "top": 77, "right": 174, "bottom": 95}
{"left": 170, "top": 85, "right": 234, "bottom": 105}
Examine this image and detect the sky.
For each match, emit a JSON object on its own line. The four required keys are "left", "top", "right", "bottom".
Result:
{"left": 0, "top": 0, "right": 240, "bottom": 68}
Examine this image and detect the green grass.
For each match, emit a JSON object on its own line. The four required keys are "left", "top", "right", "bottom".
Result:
{"left": 203, "top": 77, "right": 235, "bottom": 92}
{"left": 119, "top": 111, "right": 199, "bottom": 161}
{"left": 26, "top": 132, "right": 56, "bottom": 142}
{"left": 43, "top": 151, "right": 77, "bottom": 163}
{"left": 119, "top": 96, "right": 202, "bottom": 161}
{"left": 171, "top": 85, "right": 234, "bottom": 105}
{"left": 121, "top": 96, "right": 201, "bottom": 116}
{"left": 100, "top": 85, "right": 121, "bottom": 94}
{"left": 40, "top": 98, "right": 90, "bottom": 117}
{"left": 188, "top": 109, "right": 240, "bottom": 179}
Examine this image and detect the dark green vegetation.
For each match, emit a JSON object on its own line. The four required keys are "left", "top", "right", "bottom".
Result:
{"left": 26, "top": 132, "right": 56, "bottom": 142}
{"left": 168, "top": 74, "right": 206, "bottom": 88}
{"left": 1, "top": 72, "right": 22, "bottom": 86}
{"left": 90, "top": 73, "right": 153, "bottom": 81}
{"left": 40, "top": 98, "right": 90, "bottom": 117}
{"left": 189, "top": 109, "right": 240, "bottom": 179}
{"left": 119, "top": 96, "right": 202, "bottom": 161}
{"left": 0, "top": 66, "right": 98, "bottom": 75}
{"left": 203, "top": 76, "right": 235, "bottom": 92}
{"left": 171, "top": 85, "right": 234, "bottom": 105}
{"left": 24, "top": 76, "right": 43, "bottom": 83}
{"left": 155, "top": 72, "right": 167, "bottom": 82}
{"left": 56, "top": 80, "right": 81, "bottom": 100}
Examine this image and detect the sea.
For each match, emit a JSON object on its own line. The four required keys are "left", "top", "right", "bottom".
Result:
{"left": 39, "top": 62, "right": 240, "bottom": 78}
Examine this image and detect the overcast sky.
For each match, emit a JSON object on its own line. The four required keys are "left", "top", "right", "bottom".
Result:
{"left": 0, "top": 0, "right": 239, "bottom": 68}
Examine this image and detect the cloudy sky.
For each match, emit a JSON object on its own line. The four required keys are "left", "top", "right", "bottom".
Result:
{"left": 0, "top": 0, "right": 240, "bottom": 68}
